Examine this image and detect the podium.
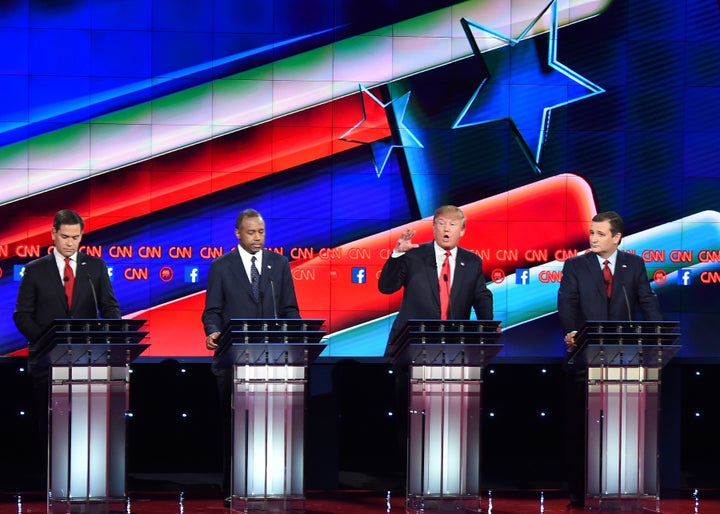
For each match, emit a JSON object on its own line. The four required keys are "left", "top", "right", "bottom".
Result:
{"left": 29, "top": 318, "right": 149, "bottom": 513}
{"left": 387, "top": 319, "right": 502, "bottom": 513}
{"left": 569, "top": 320, "right": 681, "bottom": 510}
{"left": 214, "top": 318, "right": 326, "bottom": 512}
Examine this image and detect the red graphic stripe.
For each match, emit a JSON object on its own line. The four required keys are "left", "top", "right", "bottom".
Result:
{"left": 0, "top": 88, "right": 391, "bottom": 254}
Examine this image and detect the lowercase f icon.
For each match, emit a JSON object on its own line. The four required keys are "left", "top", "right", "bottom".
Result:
{"left": 677, "top": 269, "right": 691, "bottom": 286}
{"left": 352, "top": 267, "right": 366, "bottom": 284}
{"left": 184, "top": 267, "right": 199, "bottom": 283}
{"left": 516, "top": 269, "right": 530, "bottom": 285}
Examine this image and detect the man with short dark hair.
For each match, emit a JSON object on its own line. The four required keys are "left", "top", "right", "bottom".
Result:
{"left": 14, "top": 209, "right": 121, "bottom": 485}
{"left": 557, "top": 210, "right": 662, "bottom": 508}
{"left": 201, "top": 208, "right": 300, "bottom": 504}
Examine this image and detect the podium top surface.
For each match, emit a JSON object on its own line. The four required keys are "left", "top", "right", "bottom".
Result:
{"left": 575, "top": 320, "right": 680, "bottom": 346}
{"left": 214, "top": 318, "right": 327, "bottom": 367}
{"left": 387, "top": 319, "right": 503, "bottom": 365}
{"left": 570, "top": 320, "right": 682, "bottom": 368}
{"left": 42, "top": 318, "right": 146, "bottom": 331}
{"left": 221, "top": 318, "right": 324, "bottom": 331}
{"left": 29, "top": 318, "right": 149, "bottom": 370}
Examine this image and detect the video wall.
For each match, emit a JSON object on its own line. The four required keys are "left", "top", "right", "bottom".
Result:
{"left": 1, "top": 0, "right": 719, "bottom": 361}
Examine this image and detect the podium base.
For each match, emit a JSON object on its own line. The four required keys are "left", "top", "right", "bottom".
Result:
{"left": 48, "top": 497, "right": 128, "bottom": 514}
{"left": 230, "top": 495, "right": 305, "bottom": 512}
{"left": 585, "top": 494, "right": 660, "bottom": 512}
{"left": 406, "top": 494, "right": 481, "bottom": 513}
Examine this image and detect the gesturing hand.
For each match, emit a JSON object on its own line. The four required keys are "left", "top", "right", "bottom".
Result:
{"left": 395, "top": 229, "right": 420, "bottom": 253}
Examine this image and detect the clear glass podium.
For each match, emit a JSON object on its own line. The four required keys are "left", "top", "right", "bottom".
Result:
{"left": 213, "top": 318, "right": 326, "bottom": 513}
{"left": 387, "top": 319, "right": 502, "bottom": 513}
{"left": 569, "top": 320, "right": 681, "bottom": 511}
{"left": 29, "top": 318, "right": 149, "bottom": 514}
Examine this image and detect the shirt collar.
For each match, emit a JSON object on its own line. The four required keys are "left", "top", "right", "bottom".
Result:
{"left": 596, "top": 250, "right": 618, "bottom": 266}
{"left": 238, "top": 245, "right": 261, "bottom": 263}
{"left": 434, "top": 242, "right": 456, "bottom": 257}
{"left": 53, "top": 248, "right": 77, "bottom": 263}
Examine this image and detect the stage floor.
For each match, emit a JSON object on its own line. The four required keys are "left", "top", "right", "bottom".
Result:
{"left": 0, "top": 490, "right": 718, "bottom": 514}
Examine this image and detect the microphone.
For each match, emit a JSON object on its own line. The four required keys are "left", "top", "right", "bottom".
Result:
{"left": 63, "top": 276, "right": 69, "bottom": 282}
{"left": 443, "top": 273, "right": 454, "bottom": 320}
{"left": 621, "top": 284, "right": 632, "bottom": 322}
{"left": 269, "top": 279, "right": 278, "bottom": 320}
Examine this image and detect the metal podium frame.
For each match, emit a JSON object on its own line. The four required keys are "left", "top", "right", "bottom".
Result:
{"left": 30, "top": 318, "right": 149, "bottom": 514}
{"left": 214, "top": 318, "right": 327, "bottom": 513}
{"left": 570, "top": 320, "right": 681, "bottom": 511}
{"left": 388, "top": 319, "right": 502, "bottom": 513}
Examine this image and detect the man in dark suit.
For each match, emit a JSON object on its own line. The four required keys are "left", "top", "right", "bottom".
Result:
{"left": 557, "top": 210, "right": 662, "bottom": 508}
{"left": 378, "top": 205, "right": 494, "bottom": 467}
{"left": 201, "top": 208, "right": 300, "bottom": 502}
{"left": 378, "top": 204, "right": 493, "bottom": 347}
{"left": 13, "top": 209, "right": 121, "bottom": 483}
{"left": 14, "top": 209, "right": 121, "bottom": 348}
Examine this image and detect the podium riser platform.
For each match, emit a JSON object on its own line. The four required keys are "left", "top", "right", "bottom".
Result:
{"left": 586, "top": 367, "right": 660, "bottom": 503}
{"left": 407, "top": 365, "right": 482, "bottom": 501}
{"left": 231, "top": 365, "right": 306, "bottom": 502}
{"left": 50, "top": 366, "right": 129, "bottom": 501}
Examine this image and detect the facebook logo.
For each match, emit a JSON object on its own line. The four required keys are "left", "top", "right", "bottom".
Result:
{"left": 516, "top": 268, "right": 530, "bottom": 285}
{"left": 677, "top": 269, "right": 692, "bottom": 286}
{"left": 184, "top": 267, "right": 200, "bottom": 283}
{"left": 14, "top": 265, "right": 25, "bottom": 281}
{"left": 351, "top": 267, "right": 366, "bottom": 284}
{"left": 107, "top": 266, "right": 114, "bottom": 281}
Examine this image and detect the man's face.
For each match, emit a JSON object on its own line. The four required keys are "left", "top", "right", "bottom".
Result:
{"left": 433, "top": 214, "right": 465, "bottom": 251}
{"left": 52, "top": 223, "right": 83, "bottom": 258}
{"left": 235, "top": 216, "right": 266, "bottom": 254}
{"left": 589, "top": 220, "right": 621, "bottom": 259}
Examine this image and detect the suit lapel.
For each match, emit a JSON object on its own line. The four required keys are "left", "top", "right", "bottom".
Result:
{"left": 44, "top": 254, "right": 71, "bottom": 311}
{"left": 451, "top": 249, "right": 468, "bottom": 300}
{"left": 423, "top": 245, "right": 441, "bottom": 307}
{"left": 611, "top": 251, "right": 633, "bottom": 299}
{"left": 229, "top": 250, "right": 255, "bottom": 301}
{"left": 583, "top": 252, "right": 607, "bottom": 299}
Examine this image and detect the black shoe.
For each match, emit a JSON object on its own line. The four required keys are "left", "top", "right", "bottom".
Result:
{"left": 224, "top": 496, "right": 232, "bottom": 508}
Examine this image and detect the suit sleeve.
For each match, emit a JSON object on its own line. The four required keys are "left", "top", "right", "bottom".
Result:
{"left": 634, "top": 260, "right": 663, "bottom": 321}
{"left": 96, "top": 260, "right": 121, "bottom": 318}
{"left": 202, "top": 259, "right": 226, "bottom": 335}
{"left": 472, "top": 262, "right": 494, "bottom": 320}
{"left": 277, "top": 259, "right": 300, "bottom": 318}
{"left": 378, "top": 254, "right": 407, "bottom": 294}
{"left": 557, "top": 259, "right": 584, "bottom": 333}
{"left": 13, "top": 265, "right": 44, "bottom": 343}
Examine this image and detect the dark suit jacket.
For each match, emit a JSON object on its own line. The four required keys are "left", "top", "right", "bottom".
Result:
{"left": 13, "top": 252, "right": 121, "bottom": 351}
{"left": 557, "top": 249, "right": 662, "bottom": 334}
{"left": 201, "top": 248, "right": 300, "bottom": 340}
{"left": 378, "top": 242, "right": 493, "bottom": 345}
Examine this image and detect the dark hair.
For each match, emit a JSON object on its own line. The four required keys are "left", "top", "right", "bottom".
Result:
{"left": 53, "top": 209, "right": 84, "bottom": 231}
{"left": 592, "top": 211, "right": 624, "bottom": 237}
{"left": 235, "top": 208, "right": 263, "bottom": 229}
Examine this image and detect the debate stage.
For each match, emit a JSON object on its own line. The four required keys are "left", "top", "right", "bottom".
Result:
{"left": 0, "top": 488, "right": 718, "bottom": 514}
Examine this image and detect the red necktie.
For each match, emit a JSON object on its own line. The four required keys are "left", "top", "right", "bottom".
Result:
{"left": 439, "top": 251, "right": 451, "bottom": 319}
{"left": 64, "top": 257, "right": 75, "bottom": 308}
{"left": 603, "top": 259, "right": 612, "bottom": 298}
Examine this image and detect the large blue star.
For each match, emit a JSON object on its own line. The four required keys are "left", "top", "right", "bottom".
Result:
{"left": 340, "top": 85, "right": 423, "bottom": 178}
{"left": 454, "top": 0, "right": 605, "bottom": 173}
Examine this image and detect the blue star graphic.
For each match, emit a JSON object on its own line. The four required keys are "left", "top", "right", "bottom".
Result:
{"left": 454, "top": 0, "right": 605, "bottom": 173}
{"left": 340, "top": 85, "right": 424, "bottom": 178}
